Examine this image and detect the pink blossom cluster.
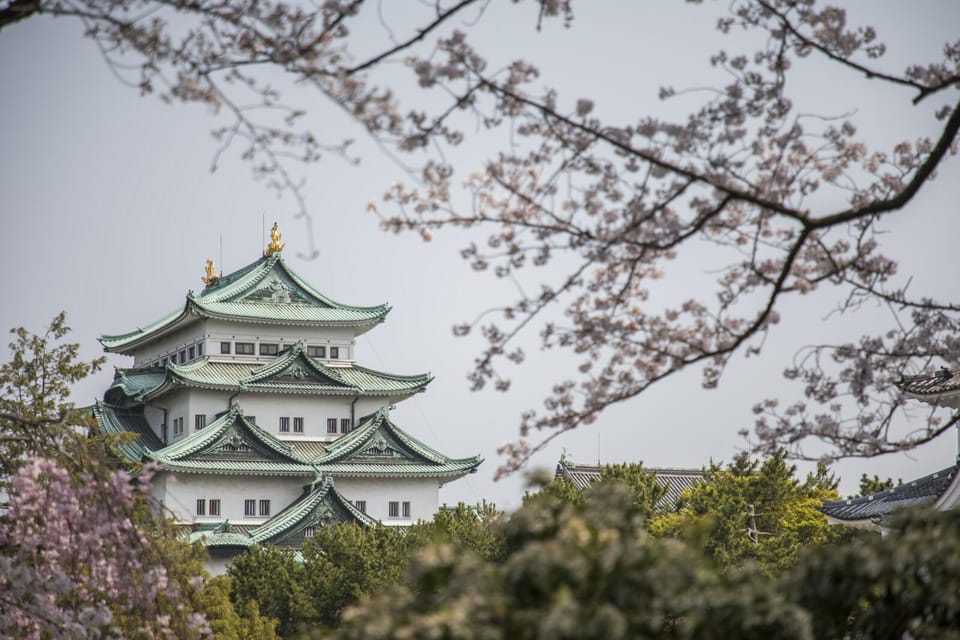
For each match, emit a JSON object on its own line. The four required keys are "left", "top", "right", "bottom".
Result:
{"left": 0, "top": 458, "right": 210, "bottom": 639}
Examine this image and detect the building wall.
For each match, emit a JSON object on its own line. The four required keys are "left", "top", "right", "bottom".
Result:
{"left": 157, "top": 472, "right": 309, "bottom": 524}
{"left": 153, "top": 388, "right": 395, "bottom": 443}
{"left": 333, "top": 477, "right": 441, "bottom": 524}
{"left": 131, "top": 319, "right": 360, "bottom": 368}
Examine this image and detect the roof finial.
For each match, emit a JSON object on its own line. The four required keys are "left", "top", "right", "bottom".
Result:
{"left": 264, "top": 222, "right": 286, "bottom": 256}
{"left": 201, "top": 259, "right": 220, "bottom": 285}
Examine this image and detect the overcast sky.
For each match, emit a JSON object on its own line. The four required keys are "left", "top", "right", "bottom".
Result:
{"left": 1, "top": 1, "right": 958, "bottom": 509}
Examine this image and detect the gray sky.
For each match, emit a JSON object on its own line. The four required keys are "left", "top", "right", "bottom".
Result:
{"left": 1, "top": 1, "right": 958, "bottom": 509}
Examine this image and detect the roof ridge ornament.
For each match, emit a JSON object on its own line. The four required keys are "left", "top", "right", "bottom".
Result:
{"left": 264, "top": 222, "right": 286, "bottom": 256}
{"left": 201, "top": 259, "right": 221, "bottom": 286}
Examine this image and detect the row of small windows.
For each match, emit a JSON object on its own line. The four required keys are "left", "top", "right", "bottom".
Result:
{"left": 196, "top": 499, "right": 406, "bottom": 520}
{"left": 197, "top": 499, "right": 271, "bottom": 517}
{"left": 172, "top": 414, "right": 352, "bottom": 438}
{"left": 388, "top": 501, "right": 412, "bottom": 518}
{"left": 196, "top": 499, "right": 221, "bottom": 516}
{"left": 157, "top": 342, "right": 204, "bottom": 368}
{"left": 219, "top": 342, "right": 341, "bottom": 359}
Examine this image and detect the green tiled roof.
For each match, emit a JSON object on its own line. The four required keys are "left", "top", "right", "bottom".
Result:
{"left": 308, "top": 408, "right": 483, "bottom": 479}
{"left": 148, "top": 405, "right": 310, "bottom": 473}
{"left": 93, "top": 401, "right": 480, "bottom": 480}
{"left": 100, "top": 254, "right": 390, "bottom": 353}
{"left": 251, "top": 476, "right": 377, "bottom": 545}
{"left": 108, "top": 345, "right": 431, "bottom": 400}
{"left": 92, "top": 401, "right": 164, "bottom": 462}
{"left": 188, "top": 521, "right": 254, "bottom": 548}
{"left": 187, "top": 477, "right": 376, "bottom": 549}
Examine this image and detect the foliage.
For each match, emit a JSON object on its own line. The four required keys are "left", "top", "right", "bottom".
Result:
{"left": 0, "top": 458, "right": 211, "bottom": 639}
{"left": 786, "top": 506, "right": 960, "bottom": 639}
{"left": 856, "top": 473, "right": 897, "bottom": 497}
{"left": 0, "top": 311, "right": 106, "bottom": 479}
{"left": 325, "top": 481, "right": 960, "bottom": 640}
{"left": 229, "top": 545, "right": 314, "bottom": 638}
{"left": 2, "top": 3, "right": 958, "bottom": 468}
{"left": 648, "top": 454, "right": 843, "bottom": 575}
{"left": 427, "top": 501, "right": 506, "bottom": 563}
{"left": 532, "top": 463, "right": 666, "bottom": 521}
{"left": 197, "top": 576, "right": 279, "bottom": 640}
{"left": 0, "top": 314, "right": 271, "bottom": 639}
{"left": 329, "top": 482, "right": 813, "bottom": 640}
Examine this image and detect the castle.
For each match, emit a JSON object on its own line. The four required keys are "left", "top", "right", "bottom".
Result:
{"left": 94, "top": 225, "right": 482, "bottom": 571}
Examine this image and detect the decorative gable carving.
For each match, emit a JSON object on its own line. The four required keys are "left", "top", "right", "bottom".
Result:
{"left": 359, "top": 434, "right": 404, "bottom": 459}
{"left": 243, "top": 274, "right": 310, "bottom": 305}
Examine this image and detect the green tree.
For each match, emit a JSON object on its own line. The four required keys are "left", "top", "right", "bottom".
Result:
{"left": 325, "top": 482, "right": 960, "bottom": 640}
{"left": 229, "top": 545, "right": 314, "bottom": 638}
{"left": 531, "top": 463, "right": 667, "bottom": 520}
{"left": 329, "top": 482, "right": 811, "bottom": 640}
{"left": 0, "top": 311, "right": 106, "bottom": 479}
{"left": 196, "top": 576, "right": 279, "bottom": 640}
{"left": 648, "top": 454, "right": 842, "bottom": 575}
{"left": 856, "top": 473, "right": 897, "bottom": 497}
{"left": 786, "top": 507, "right": 960, "bottom": 639}
{"left": 427, "top": 501, "right": 505, "bottom": 563}
{"left": 301, "top": 524, "right": 431, "bottom": 630}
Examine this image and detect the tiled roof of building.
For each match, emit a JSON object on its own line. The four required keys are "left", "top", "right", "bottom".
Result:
{"left": 100, "top": 253, "right": 390, "bottom": 353}
{"left": 309, "top": 408, "right": 483, "bottom": 479}
{"left": 820, "top": 463, "right": 960, "bottom": 524}
{"left": 187, "top": 477, "right": 376, "bottom": 549}
{"left": 897, "top": 367, "right": 960, "bottom": 407}
{"left": 105, "top": 346, "right": 431, "bottom": 402}
{"left": 556, "top": 463, "right": 704, "bottom": 508}
{"left": 250, "top": 476, "right": 377, "bottom": 546}
{"left": 94, "top": 403, "right": 482, "bottom": 479}
{"left": 92, "top": 401, "right": 164, "bottom": 460}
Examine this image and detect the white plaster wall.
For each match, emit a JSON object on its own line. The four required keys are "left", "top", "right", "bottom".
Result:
{"left": 204, "top": 319, "right": 358, "bottom": 365}
{"left": 155, "top": 388, "right": 191, "bottom": 443}
{"left": 131, "top": 319, "right": 368, "bottom": 368}
{"left": 142, "top": 404, "right": 166, "bottom": 443}
{"left": 146, "top": 385, "right": 402, "bottom": 443}
{"left": 131, "top": 320, "right": 206, "bottom": 367}
{"left": 333, "top": 477, "right": 440, "bottom": 524}
{"left": 160, "top": 472, "right": 309, "bottom": 523}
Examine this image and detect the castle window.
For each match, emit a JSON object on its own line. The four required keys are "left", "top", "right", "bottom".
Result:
{"left": 259, "top": 500, "right": 271, "bottom": 517}
{"left": 173, "top": 417, "right": 183, "bottom": 436}
{"left": 327, "top": 418, "right": 338, "bottom": 434}
{"left": 293, "top": 417, "right": 304, "bottom": 433}
{"left": 209, "top": 499, "right": 221, "bottom": 516}
{"left": 196, "top": 499, "right": 206, "bottom": 516}
{"left": 329, "top": 346, "right": 339, "bottom": 359}
{"left": 244, "top": 499, "right": 256, "bottom": 516}
{"left": 220, "top": 342, "right": 231, "bottom": 354}
{"left": 259, "top": 343, "right": 279, "bottom": 356}
{"left": 402, "top": 501, "right": 411, "bottom": 518}
{"left": 279, "top": 417, "right": 290, "bottom": 433}
{"left": 195, "top": 414, "right": 206, "bottom": 430}
{"left": 188, "top": 346, "right": 196, "bottom": 360}
{"left": 388, "top": 501, "right": 400, "bottom": 518}
{"left": 340, "top": 418, "right": 352, "bottom": 434}
{"left": 197, "top": 343, "right": 204, "bottom": 357}
{"left": 304, "top": 527, "right": 315, "bottom": 538}
{"left": 179, "top": 350, "right": 187, "bottom": 364}
{"left": 235, "top": 342, "right": 254, "bottom": 355}
{"left": 354, "top": 500, "right": 366, "bottom": 514}
{"left": 307, "top": 346, "right": 326, "bottom": 358}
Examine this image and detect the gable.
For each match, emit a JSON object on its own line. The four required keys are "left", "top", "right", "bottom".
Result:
{"left": 232, "top": 269, "right": 317, "bottom": 306}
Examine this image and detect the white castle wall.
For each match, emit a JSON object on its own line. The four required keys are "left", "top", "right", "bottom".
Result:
{"left": 149, "top": 388, "right": 397, "bottom": 443}
{"left": 334, "top": 477, "right": 441, "bottom": 524}
{"left": 131, "top": 319, "right": 360, "bottom": 368}
{"left": 157, "top": 472, "right": 309, "bottom": 524}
